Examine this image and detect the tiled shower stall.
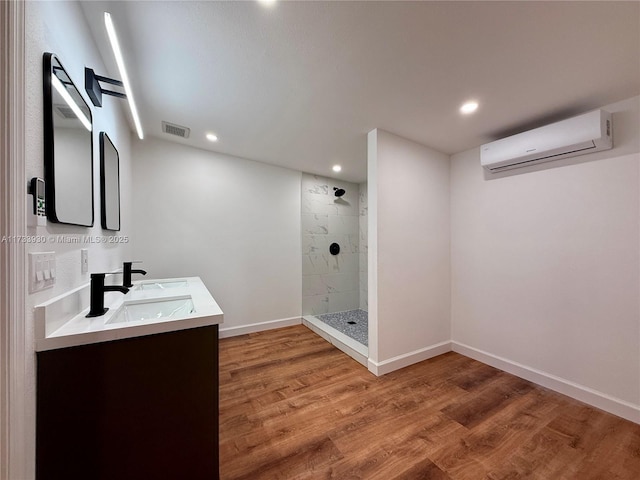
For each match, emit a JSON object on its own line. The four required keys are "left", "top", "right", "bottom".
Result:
{"left": 301, "top": 174, "right": 368, "bottom": 364}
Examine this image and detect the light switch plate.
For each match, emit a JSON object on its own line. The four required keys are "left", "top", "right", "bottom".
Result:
{"left": 81, "top": 249, "right": 89, "bottom": 274}
{"left": 29, "top": 252, "right": 55, "bottom": 293}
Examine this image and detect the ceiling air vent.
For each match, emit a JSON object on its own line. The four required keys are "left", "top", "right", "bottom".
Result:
{"left": 162, "top": 121, "right": 190, "bottom": 139}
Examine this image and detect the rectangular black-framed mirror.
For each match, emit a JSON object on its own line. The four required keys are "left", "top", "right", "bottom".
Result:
{"left": 43, "top": 52, "right": 94, "bottom": 227}
{"left": 99, "top": 132, "right": 121, "bottom": 231}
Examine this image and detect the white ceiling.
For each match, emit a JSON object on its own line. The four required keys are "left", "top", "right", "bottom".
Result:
{"left": 80, "top": 1, "right": 640, "bottom": 183}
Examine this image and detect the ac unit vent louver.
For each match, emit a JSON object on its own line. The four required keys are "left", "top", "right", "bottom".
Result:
{"left": 162, "top": 121, "right": 190, "bottom": 139}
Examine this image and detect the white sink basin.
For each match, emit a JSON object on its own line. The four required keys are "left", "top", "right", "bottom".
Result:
{"left": 136, "top": 280, "right": 189, "bottom": 291}
{"left": 108, "top": 296, "right": 195, "bottom": 324}
{"left": 36, "top": 276, "right": 223, "bottom": 352}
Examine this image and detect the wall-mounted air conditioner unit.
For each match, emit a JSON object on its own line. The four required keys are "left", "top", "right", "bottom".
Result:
{"left": 481, "top": 109, "right": 612, "bottom": 172}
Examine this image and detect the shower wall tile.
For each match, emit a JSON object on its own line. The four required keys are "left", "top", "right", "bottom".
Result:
{"left": 334, "top": 253, "right": 358, "bottom": 273}
{"left": 359, "top": 217, "right": 368, "bottom": 250}
{"left": 322, "top": 271, "right": 359, "bottom": 294}
{"left": 359, "top": 253, "right": 367, "bottom": 273}
{"left": 302, "top": 235, "right": 328, "bottom": 255}
{"left": 302, "top": 254, "right": 346, "bottom": 275}
{"left": 303, "top": 254, "right": 331, "bottom": 276}
{"left": 359, "top": 186, "right": 368, "bottom": 217}
{"left": 347, "top": 234, "right": 360, "bottom": 253}
{"left": 328, "top": 291, "right": 360, "bottom": 313}
{"left": 328, "top": 255, "right": 340, "bottom": 273}
{"left": 360, "top": 292, "right": 369, "bottom": 312}
{"left": 359, "top": 182, "right": 368, "bottom": 311}
{"left": 303, "top": 272, "right": 359, "bottom": 297}
{"left": 302, "top": 275, "right": 327, "bottom": 297}
{"left": 302, "top": 173, "right": 361, "bottom": 315}
{"left": 302, "top": 174, "right": 347, "bottom": 191}
{"left": 334, "top": 199, "right": 359, "bottom": 217}
{"left": 302, "top": 194, "right": 339, "bottom": 215}
{"left": 303, "top": 294, "right": 330, "bottom": 315}
{"left": 328, "top": 215, "right": 359, "bottom": 235}
{"left": 301, "top": 175, "right": 330, "bottom": 195}
{"left": 358, "top": 271, "right": 368, "bottom": 300}
{"left": 302, "top": 214, "right": 329, "bottom": 234}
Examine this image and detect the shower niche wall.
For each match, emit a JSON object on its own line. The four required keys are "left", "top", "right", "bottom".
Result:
{"left": 301, "top": 173, "right": 368, "bottom": 365}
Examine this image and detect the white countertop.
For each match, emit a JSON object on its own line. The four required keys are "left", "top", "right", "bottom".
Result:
{"left": 35, "top": 277, "right": 224, "bottom": 352}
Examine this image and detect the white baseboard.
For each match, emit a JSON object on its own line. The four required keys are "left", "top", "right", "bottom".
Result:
{"left": 452, "top": 341, "right": 640, "bottom": 424}
{"left": 368, "top": 341, "right": 452, "bottom": 376}
{"left": 219, "top": 317, "right": 302, "bottom": 338}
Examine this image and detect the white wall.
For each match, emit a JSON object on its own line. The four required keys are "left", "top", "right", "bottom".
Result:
{"left": 451, "top": 97, "right": 640, "bottom": 421}
{"left": 368, "top": 129, "right": 451, "bottom": 375}
{"left": 24, "top": 1, "right": 134, "bottom": 476}
{"left": 131, "top": 137, "right": 302, "bottom": 335}
{"left": 301, "top": 174, "right": 360, "bottom": 315}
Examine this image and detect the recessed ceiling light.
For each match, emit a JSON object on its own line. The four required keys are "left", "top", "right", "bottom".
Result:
{"left": 460, "top": 101, "right": 479, "bottom": 115}
{"left": 332, "top": 165, "right": 342, "bottom": 173}
{"left": 258, "top": 0, "right": 277, "bottom": 7}
{"left": 206, "top": 133, "right": 218, "bottom": 142}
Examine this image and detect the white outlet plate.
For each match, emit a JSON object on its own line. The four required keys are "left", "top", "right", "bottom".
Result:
{"left": 29, "top": 252, "right": 56, "bottom": 293}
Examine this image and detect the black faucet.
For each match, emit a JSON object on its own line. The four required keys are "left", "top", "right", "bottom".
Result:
{"left": 86, "top": 273, "right": 129, "bottom": 318}
{"left": 123, "top": 261, "right": 147, "bottom": 287}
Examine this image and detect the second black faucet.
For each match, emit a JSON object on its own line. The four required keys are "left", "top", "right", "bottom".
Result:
{"left": 123, "top": 261, "right": 147, "bottom": 287}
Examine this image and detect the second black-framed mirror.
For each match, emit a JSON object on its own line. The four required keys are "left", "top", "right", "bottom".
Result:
{"left": 99, "top": 132, "right": 121, "bottom": 231}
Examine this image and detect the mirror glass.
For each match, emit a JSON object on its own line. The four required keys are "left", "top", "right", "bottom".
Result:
{"left": 44, "top": 53, "right": 94, "bottom": 226}
{"left": 100, "top": 132, "right": 121, "bottom": 231}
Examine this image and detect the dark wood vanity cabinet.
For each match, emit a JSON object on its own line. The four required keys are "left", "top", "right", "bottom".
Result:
{"left": 36, "top": 325, "right": 219, "bottom": 480}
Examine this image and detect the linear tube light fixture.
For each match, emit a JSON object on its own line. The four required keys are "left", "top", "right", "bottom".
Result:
{"left": 52, "top": 74, "right": 92, "bottom": 131}
{"left": 84, "top": 12, "right": 144, "bottom": 140}
{"left": 104, "top": 12, "right": 143, "bottom": 139}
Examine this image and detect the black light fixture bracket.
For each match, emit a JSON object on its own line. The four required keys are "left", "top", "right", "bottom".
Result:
{"left": 85, "top": 67, "right": 127, "bottom": 108}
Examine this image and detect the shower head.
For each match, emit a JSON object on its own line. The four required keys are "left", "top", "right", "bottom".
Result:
{"left": 333, "top": 187, "right": 346, "bottom": 197}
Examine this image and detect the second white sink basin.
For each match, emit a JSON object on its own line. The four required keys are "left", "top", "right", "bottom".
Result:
{"left": 136, "top": 280, "right": 189, "bottom": 291}
{"left": 108, "top": 296, "right": 195, "bottom": 324}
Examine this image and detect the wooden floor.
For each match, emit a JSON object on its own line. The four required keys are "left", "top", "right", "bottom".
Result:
{"left": 219, "top": 325, "right": 640, "bottom": 480}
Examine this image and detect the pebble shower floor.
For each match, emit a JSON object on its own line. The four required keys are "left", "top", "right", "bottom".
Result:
{"left": 315, "top": 309, "right": 368, "bottom": 346}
